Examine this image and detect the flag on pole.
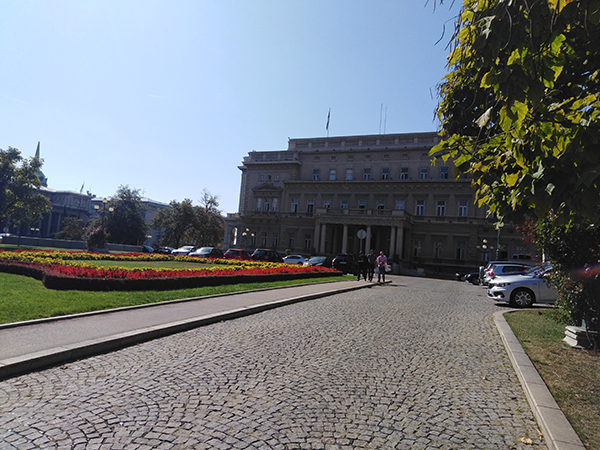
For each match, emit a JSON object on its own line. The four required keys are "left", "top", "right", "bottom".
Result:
{"left": 326, "top": 108, "right": 330, "bottom": 131}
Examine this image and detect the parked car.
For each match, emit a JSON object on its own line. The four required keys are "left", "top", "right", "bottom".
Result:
{"left": 332, "top": 253, "right": 357, "bottom": 274}
{"left": 304, "top": 256, "right": 333, "bottom": 268}
{"left": 141, "top": 245, "right": 154, "bottom": 253}
{"left": 224, "top": 248, "right": 252, "bottom": 260}
{"left": 482, "top": 262, "right": 532, "bottom": 285}
{"left": 188, "top": 247, "right": 224, "bottom": 258}
{"left": 251, "top": 249, "right": 284, "bottom": 263}
{"left": 487, "top": 263, "right": 558, "bottom": 307}
{"left": 283, "top": 254, "right": 306, "bottom": 265}
{"left": 172, "top": 246, "right": 196, "bottom": 256}
{"left": 456, "top": 270, "right": 481, "bottom": 285}
{"left": 157, "top": 247, "right": 174, "bottom": 254}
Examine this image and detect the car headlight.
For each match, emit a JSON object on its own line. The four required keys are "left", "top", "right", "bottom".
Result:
{"left": 495, "top": 282, "right": 511, "bottom": 287}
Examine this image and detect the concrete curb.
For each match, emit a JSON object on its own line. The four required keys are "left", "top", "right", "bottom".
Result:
{"left": 0, "top": 282, "right": 374, "bottom": 380}
{"left": 493, "top": 311, "right": 585, "bottom": 450}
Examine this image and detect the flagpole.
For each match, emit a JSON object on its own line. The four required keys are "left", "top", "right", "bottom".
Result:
{"left": 326, "top": 108, "right": 330, "bottom": 138}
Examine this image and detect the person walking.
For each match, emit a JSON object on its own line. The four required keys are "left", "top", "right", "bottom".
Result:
{"left": 376, "top": 251, "right": 388, "bottom": 283}
{"left": 367, "top": 249, "right": 376, "bottom": 281}
{"left": 356, "top": 251, "right": 368, "bottom": 281}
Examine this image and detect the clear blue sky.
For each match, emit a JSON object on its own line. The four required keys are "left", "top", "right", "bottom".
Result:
{"left": 1, "top": 1, "right": 458, "bottom": 214}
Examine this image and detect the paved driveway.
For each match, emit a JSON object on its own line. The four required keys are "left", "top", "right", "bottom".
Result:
{"left": 0, "top": 276, "right": 546, "bottom": 449}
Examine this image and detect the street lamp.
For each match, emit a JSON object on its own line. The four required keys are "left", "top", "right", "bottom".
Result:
{"left": 93, "top": 199, "right": 114, "bottom": 248}
{"left": 496, "top": 222, "right": 504, "bottom": 259}
{"left": 241, "top": 228, "right": 255, "bottom": 249}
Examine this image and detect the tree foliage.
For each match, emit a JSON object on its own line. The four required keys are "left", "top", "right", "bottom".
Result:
{"left": 55, "top": 217, "right": 85, "bottom": 241}
{"left": 104, "top": 185, "right": 148, "bottom": 245}
{"left": 0, "top": 147, "right": 51, "bottom": 231}
{"left": 432, "top": 0, "right": 600, "bottom": 224}
{"left": 150, "top": 190, "right": 224, "bottom": 248}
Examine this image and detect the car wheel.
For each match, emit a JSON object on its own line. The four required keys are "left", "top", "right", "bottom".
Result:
{"left": 510, "top": 288, "right": 535, "bottom": 308}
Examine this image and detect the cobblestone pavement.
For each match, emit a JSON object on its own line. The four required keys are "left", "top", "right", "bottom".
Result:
{"left": 0, "top": 276, "right": 546, "bottom": 449}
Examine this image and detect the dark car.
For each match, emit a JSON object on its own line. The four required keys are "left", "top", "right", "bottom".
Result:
{"left": 188, "top": 247, "right": 224, "bottom": 258}
{"left": 224, "top": 248, "right": 253, "bottom": 260}
{"left": 141, "top": 245, "right": 154, "bottom": 253}
{"left": 157, "top": 247, "right": 174, "bottom": 254}
{"left": 304, "top": 256, "right": 333, "bottom": 268}
{"left": 251, "top": 249, "right": 284, "bottom": 263}
{"left": 332, "top": 253, "right": 357, "bottom": 274}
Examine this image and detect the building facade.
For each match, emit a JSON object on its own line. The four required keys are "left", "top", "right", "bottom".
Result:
{"left": 225, "top": 132, "right": 533, "bottom": 275}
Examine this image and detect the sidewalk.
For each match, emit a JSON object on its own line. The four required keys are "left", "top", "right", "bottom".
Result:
{"left": 0, "top": 279, "right": 375, "bottom": 380}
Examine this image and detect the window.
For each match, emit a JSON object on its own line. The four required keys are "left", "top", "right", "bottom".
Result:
{"left": 434, "top": 242, "right": 444, "bottom": 258}
{"left": 396, "top": 200, "right": 405, "bottom": 210}
{"left": 289, "top": 237, "right": 295, "bottom": 249}
{"left": 382, "top": 168, "right": 390, "bottom": 180}
{"left": 456, "top": 242, "right": 466, "bottom": 260}
{"left": 363, "top": 168, "right": 371, "bottom": 180}
{"left": 272, "top": 232, "right": 278, "bottom": 248}
{"left": 413, "top": 241, "right": 422, "bottom": 257}
{"left": 436, "top": 201, "right": 446, "bottom": 216}
{"left": 341, "top": 199, "right": 348, "bottom": 209}
{"left": 358, "top": 199, "right": 366, "bottom": 209}
{"left": 416, "top": 200, "right": 425, "bottom": 216}
{"left": 261, "top": 232, "right": 267, "bottom": 247}
{"left": 323, "top": 199, "right": 331, "bottom": 209}
{"left": 264, "top": 199, "right": 270, "bottom": 212}
{"left": 259, "top": 175, "right": 264, "bottom": 181}
{"left": 291, "top": 199, "right": 298, "bottom": 213}
{"left": 329, "top": 169, "right": 336, "bottom": 181}
{"left": 459, "top": 201, "right": 468, "bottom": 217}
{"left": 313, "top": 169, "right": 320, "bottom": 181}
{"left": 377, "top": 200, "right": 385, "bottom": 212}
{"left": 420, "top": 168, "right": 428, "bottom": 180}
{"left": 440, "top": 167, "right": 449, "bottom": 179}
{"left": 400, "top": 168, "right": 408, "bottom": 179}
{"left": 346, "top": 169, "right": 353, "bottom": 180}
{"left": 256, "top": 198, "right": 262, "bottom": 211}
{"left": 272, "top": 198, "right": 278, "bottom": 212}
{"left": 304, "top": 234, "right": 312, "bottom": 249}
{"left": 307, "top": 199, "right": 314, "bottom": 213}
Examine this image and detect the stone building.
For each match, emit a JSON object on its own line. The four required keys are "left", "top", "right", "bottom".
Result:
{"left": 225, "top": 131, "right": 533, "bottom": 275}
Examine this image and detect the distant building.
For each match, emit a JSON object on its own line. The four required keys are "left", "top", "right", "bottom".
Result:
{"left": 224, "top": 132, "right": 534, "bottom": 275}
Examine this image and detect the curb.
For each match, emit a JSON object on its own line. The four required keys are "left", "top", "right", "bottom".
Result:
{"left": 0, "top": 282, "right": 374, "bottom": 380}
{"left": 493, "top": 311, "right": 585, "bottom": 450}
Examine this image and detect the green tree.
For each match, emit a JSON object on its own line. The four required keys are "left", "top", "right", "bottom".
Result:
{"left": 55, "top": 217, "right": 85, "bottom": 241}
{"left": 0, "top": 147, "right": 51, "bottom": 233}
{"left": 432, "top": 0, "right": 600, "bottom": 224}
{"left": 104, "top": 185, "right": 148, "bottom": 245}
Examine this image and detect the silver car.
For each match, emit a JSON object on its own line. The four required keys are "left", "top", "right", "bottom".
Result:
{"left": 487, "top": 264, "right": 558, "bottom": 307}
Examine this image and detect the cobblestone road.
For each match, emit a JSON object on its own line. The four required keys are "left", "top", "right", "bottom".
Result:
{"left": 0, "top": 276, "right": 546, "bottom": 449}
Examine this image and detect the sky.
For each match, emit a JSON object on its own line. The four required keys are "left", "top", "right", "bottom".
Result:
{"left": 1, "top": 1, "right": 459, "bottom": 215}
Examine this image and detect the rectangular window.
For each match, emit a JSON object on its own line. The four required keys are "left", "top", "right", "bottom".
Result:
{"left": 358, "top": 199, "right": 366, "bottom": 209}
{"left": 363, "top": 168, "right": 371, "bottom": 180}
{"left": 272, "top": 198, "right": 278, "bottom": 212}
{"left": 323, "top": 200, "right": 331, "bottom": 209}
{"left": 420, "top": 168, "right": 428, "bottom": 180}
{"left": 313, "top": 169, "right": 320, "bottom": 181}
{"left": 264, "top": 199, "right": 270, "bottom": 212}
{"left": 396, "top": 200, "right": 405, "bottom": 210}
{"left": 256, "top": 198, "right": 262, "bottom": 211}
{"left": 459, "top": 201, "right": 468, "bottom": 217}
{"left": 416, "top": 200, "right": 425, "bottom": 216}
{"left": 261, "top": 232, "right": 267, "bottom": 247}
{"left": 329, "top": 169, "right": 336, "bottom": 181}
{"left": 289, "top": 237, "right": 295, "bottom": 249}
{"left": 304, "top": 234, "right": 312, "bottom": 250}
{"left": 400, "top": 168, "right": 408, "bottom": 180}
{"left": 413, "top": 241, "right": 422, "bottom": 257}
{"left": 272, "top": 232, "right": 278, "bottom": 248}
{"left": 440, "top": 167, "right": 449, "bottom": 179}
{"left": 456, "top": 242, "right": 466, "bottom": 260}
{"left": 381, "top": 168, "right": 390, "bottom": 180}
{"left": 291, "top": 199, "right": 298, "bottom": 213}
{"left": 377, "top": 200, "right": 385, "bottom": 210}
{"left": 436, "top": 201, "right": 446, "bottom": 216}
{"left": 341, "top": 199, "right": 348, "bottom": 209}
{"left": 307, "top": 199, "right": 314, "bottom": 213}
{"left": 346, "top": 169, "right": 353, "bottom": 180}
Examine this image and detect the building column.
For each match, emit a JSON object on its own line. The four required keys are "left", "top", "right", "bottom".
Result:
{"left": 314, "top": 222, "right": 320, "bottom": 253}
{"left": 396, "top": 226, "right": 404, "bottom": 259}
{"left": 389, "top": 226, "right": 396, "bottom": 258}
{"left": 320, "top": 224, "right": 327, "bottom": 253}
{"left": 365, "top": 225, "right": 372, "bottom": 252}
{"left": 342, "top": 224, "right": 348, "bottom": 253}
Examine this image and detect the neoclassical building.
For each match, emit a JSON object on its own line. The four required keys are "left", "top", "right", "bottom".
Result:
{"left": 224, "top": 132, "right": 532, "bottom": 274}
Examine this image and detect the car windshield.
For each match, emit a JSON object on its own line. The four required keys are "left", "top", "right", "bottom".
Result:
{"left": 522, "top": 263, "right": 551, "bottom": 277}
{"left": 199, "top": 247, "right": 212, "bottom": 253}
{"left": 309, "top": 257, "right": 325, "bottom": 263}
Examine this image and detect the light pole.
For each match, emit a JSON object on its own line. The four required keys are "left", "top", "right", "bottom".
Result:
{"left": 477, "top": 239, "right": 494, "bottom": 262}
{"left": 496, "top": 222, "right": 504, "bottom": 260}
{"left": 93, "top": 199, "right": 114, "bottom": 248}
{"left": 241, "top": 228, "right": 254, "bottom": 249}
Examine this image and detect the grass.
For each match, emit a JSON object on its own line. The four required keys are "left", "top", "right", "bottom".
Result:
{"left": 505, "top": 310, "right": 600, "bottom": 449}
{"left": 0, "top": 272, "right": 352, "bottom": 325}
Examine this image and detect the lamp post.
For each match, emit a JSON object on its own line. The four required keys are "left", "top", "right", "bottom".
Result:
{"left": 477, "top": 239, "right": 494, "bottom": 262}
{"left": 496, "top": 222, "right": 504, "bottom": 259}
{"left": 93, "top": 199, "right": 114, "bottom": 248}
{"left": 241, "top": 228, "right": 255, "bottom": 249}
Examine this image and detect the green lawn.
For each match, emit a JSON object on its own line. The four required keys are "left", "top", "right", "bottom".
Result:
{"left": 506, "top": 310, "right": 600, "bottom": 449}
{"left": 0, "top": 272, "right": 350, "bottom": 325}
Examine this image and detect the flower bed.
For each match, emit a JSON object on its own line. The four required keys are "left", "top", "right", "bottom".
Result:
{"left": 0, "top": 249, "right": 340, "bottom": 291}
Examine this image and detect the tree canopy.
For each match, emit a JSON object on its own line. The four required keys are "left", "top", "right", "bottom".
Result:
{"left": 0, "top": 147, "right": 51, "bottom": 232}
{"left": 432, "top": 0, "right": 600, "bottom": 224}
{"left": 104, "top": 185, "right": 148, "bottom": 245}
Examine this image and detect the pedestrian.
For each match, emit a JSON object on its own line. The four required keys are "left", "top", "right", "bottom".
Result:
{"left": 357, "top": 251, "right": 368, "bottom": 281}
{"left": 367, "top": 249, "right": 376, "bottom": 281}
{"left": 376, "top": 250, "right": 388, "bottom": 283}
